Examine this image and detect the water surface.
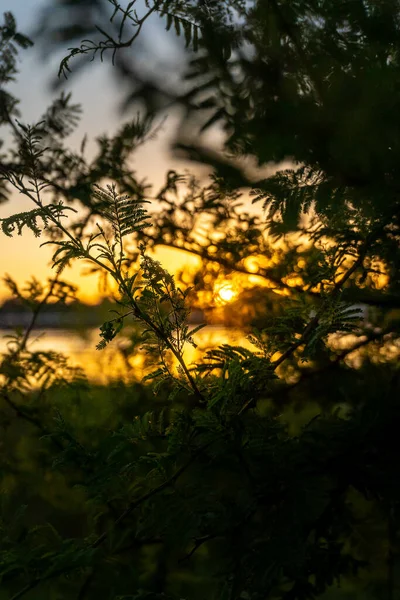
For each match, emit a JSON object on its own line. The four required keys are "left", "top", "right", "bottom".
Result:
{"left": 0, "top": 326, "right": 252, "bottom": 383}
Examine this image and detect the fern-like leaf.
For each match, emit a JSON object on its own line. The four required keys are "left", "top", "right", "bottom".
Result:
{"left": 0, "top": 204, "right": 76, "bottom": 237}
{"left": 92, "top": 183, "right": 151, "bottom": 243}
{"left": 304, "top": 302, "right": 364, "bottom": 359}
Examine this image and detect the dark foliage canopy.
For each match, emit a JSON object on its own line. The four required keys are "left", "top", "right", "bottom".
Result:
{"left": 0, "top": 2, "right": 400, "bottom": 600}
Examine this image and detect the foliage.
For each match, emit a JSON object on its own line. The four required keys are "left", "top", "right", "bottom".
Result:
{"left": 0, "top": 4, "right": 400, "bottom": 600}
{"left": 0, "top": 11, "right": 32, "bottom": 124}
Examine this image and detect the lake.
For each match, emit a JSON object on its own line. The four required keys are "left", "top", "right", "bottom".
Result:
{"left": 0, "top": 326, "right": 253, "bottom": 384}
{"left": 1, "top": 325, "right": 393, "bottom": 386}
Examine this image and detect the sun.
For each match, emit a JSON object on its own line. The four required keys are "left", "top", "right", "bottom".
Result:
{"left": 214, "top": 282, "right": 239, "bottom": 305}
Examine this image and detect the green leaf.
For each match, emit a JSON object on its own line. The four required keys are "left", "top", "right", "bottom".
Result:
{"left": 174, "top": 16, "right": 181, "bottom": 36}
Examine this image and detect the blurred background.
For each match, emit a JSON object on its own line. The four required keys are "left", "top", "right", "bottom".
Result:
{"left": 0, "top": 0, "right": 262, "bottom": 382}
{"left": 1, "top": 3, "right": 400, "bottom": 599}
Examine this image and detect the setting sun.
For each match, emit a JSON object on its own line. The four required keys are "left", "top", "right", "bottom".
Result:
{"left": 214, "top": 282, "right": 239, "bottom": 305}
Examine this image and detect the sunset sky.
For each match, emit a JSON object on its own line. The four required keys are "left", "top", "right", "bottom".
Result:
{"left": 0, "top": 0, "right": 204, "bottom": 303}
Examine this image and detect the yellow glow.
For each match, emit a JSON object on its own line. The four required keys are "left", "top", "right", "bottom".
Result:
{"left": 214, "top": 282, "right": 239, "bottom": 305}
{"left": 375, "top": 274, "right": 389, "bottom": 289}
{"left": 219, "top": 285, "right": 236, "bottom": 302}
{"left": 297, "top": 258, "right": 306, "bottom": 269}
{"left": 272, "top": 287, "right": 291, "bottom": 296}
{"left": 0, "top": 232, "right": 202, "bottom": 305}
{"left": 284, "top": 275, "right": 304, "bottom": 288}
{"left": 243, "top": 256, "right": 259, "bottom": 273}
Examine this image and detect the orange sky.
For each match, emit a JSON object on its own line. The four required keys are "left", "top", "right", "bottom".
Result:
{"left": 0, "top": 112, "right": 208, "bottom": 303}
{"left": 0, "top": 223, "right": 201, "bottom": 304}
{"left": 0, "top": 5, "right": 200, "bottom": 304}
{"left": 0, "top": 2, "right": 275, "bottom": 305}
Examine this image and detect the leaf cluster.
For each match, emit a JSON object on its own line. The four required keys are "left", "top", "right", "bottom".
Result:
{"left": 1, "top": 6, "right": 400, "bottom": 600}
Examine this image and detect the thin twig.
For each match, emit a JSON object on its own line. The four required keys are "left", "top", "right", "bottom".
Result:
{"left": 77, "top": 569, "right": 96, "bottom": 600}
{"left": 272, "top": 250, "right": 366, "bottom": 370}
{"left": 178, "top": 533, "right": 220, "bottom": 563}
{"left": 91, "top": 441, "right": 213, "bottom": 548}
{"left": 275, "top": 328, "right": 395, "bottom": 398}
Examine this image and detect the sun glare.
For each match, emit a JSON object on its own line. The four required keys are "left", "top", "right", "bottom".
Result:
{"left": 214, "top": 282, "right": 238, "bottom": 305}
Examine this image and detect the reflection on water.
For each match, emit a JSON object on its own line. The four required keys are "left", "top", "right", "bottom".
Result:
{"left": 1, "top": 328, "right": 397, "bottom": 385}
{"left": 0, "top": 327, "right": 253, "bottom": 384}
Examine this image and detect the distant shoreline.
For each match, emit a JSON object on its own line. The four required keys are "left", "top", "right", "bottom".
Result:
{"left": 0, "top": 307, "right": 205, "bottom": 329}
